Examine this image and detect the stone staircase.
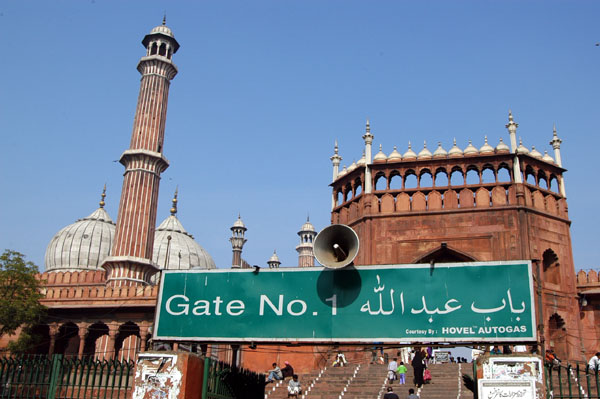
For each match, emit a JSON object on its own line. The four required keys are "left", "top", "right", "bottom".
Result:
{"left": 415, "top": 363, "right": 475, "bottom": 399}
{"left": 264, "top": 362, "right": 476, "bottom": 399}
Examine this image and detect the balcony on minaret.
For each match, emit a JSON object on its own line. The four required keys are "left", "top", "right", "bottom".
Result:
{"left": 142, "top": 19, "right": 180, "bottom": 59}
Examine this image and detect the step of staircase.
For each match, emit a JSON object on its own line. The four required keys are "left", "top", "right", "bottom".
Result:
{"left": 265, "top": 362, "right": 476, "bottom": 399}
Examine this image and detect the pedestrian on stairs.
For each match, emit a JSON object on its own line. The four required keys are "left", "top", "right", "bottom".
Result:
{"left": 588, "top": 352, "right": 600, "bottom": 372}
{"left": 281, "top": 361, "right": 294, "bottom": 379}
{"left": 383, "top": 386, "right": 399, "bottom": 399}
{"left": 266, "top": 363, "right": 283, "bottom": 383}
{"left": 388, "top": 357, "right": 398, "bottom": 383}
{"left": 287, "top": 374, "right": 302, "bottom": 398}
{"left": 396, "top": 361, "right": 407, "bottom": 385}
{"left": 407, "top": 388, "right": 419, "bottom": 399}
{"left": 411, "top": 349, "right": 425, "bottom": 388}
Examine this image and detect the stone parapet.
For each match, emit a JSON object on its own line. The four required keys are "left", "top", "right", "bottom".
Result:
{"left": 39, "top": 270, "right": 158, "bottom": 308}
{"left": 576, "top": 269, "right": 600, "bottom": 287}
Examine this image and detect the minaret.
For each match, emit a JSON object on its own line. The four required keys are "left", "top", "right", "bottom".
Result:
{"left": 330, "top": 141, "right": 342, "bottom": 209}
{"left": 267, "top": 251, "right": 281, "bottom": 269}
{"left": 230, "top": 215, "right": 247, "bottom": 268}
{"left": 330, "top": 140, "right": 342, "bottom": 181}
{"left": 362, "top": 120, "right": 374, "bottom": 194}
{"left": 550, "top": 124, "right": 566, "bottom": 197}
{"left": 102, "top": 20, "right": 180, "bottom": 287}
{"left": 296, "top": 217, "right": 316, "bottom": 267}
{"left": 505, "top": 110, "right": 523, "bottom": 184}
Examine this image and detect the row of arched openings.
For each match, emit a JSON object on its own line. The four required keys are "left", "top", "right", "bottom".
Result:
{"left": 27, "top": 322, "right": 148, "bottom": 361}
{"left": 335, "top": 164, "right": 561, "bottom": 207}
{"left": 149, "top": 41, "right": 173, "bottom": 59}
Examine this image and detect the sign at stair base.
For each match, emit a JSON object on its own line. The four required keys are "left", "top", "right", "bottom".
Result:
{"left": 154, "top": 261, "right": 536, "bottom": 342}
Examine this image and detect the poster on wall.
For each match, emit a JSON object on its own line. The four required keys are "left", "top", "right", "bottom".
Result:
{"left": 478, "top": 380, "right": 535, "bottom": 399}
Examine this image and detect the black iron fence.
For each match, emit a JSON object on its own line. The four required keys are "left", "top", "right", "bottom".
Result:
{"left": 545, "top": 362, "right": 600, "bottom": 399}
{"left": 0, "top": 354, "right": 134, "bottom": 399}
{"left": 201, "top": 357, "right": 265, "bottom": 399}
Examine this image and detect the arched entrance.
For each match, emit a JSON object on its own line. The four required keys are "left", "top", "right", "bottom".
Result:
{"left": 548, "top": 313, "right": 567, "bottom": 360}
{"left": 84, "top": 322, "right": 109, "bottom": 359}
{"left": 116, "top": 322, "right": 140, "bottom": 362}
{"left": 55, "top": 322, "right": 79, "bottom": 356}
{"left": 27, "top": 324, "right": 50, "bottom": 355}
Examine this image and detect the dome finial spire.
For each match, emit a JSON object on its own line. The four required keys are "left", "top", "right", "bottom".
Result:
{"left": 170, "top": 187, "right": 178, "bottom": 216}
{"left": 162, "top": 13, "right": 167, "bottom": 25}
{"left": 99, "top": 184, "right": 106, "bottom": 208}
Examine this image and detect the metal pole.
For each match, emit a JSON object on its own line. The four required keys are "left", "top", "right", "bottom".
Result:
{"left": 533, "top": 259, "right": 545, "bottom": 356}
{"left": 201, "top": 357, "right": 210, "bottom": 399}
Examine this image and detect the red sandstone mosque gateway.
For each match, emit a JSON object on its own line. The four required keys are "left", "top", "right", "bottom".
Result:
{"left": 4, "top": 21, "right": 599, "bottom": 374}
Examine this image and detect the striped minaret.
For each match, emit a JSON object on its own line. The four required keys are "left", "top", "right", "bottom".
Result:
{"left": 102, "top": 20, "right": 180, "bottom": 287}
{"left": 296, "top": 217, "right": 316, "bottom": 267}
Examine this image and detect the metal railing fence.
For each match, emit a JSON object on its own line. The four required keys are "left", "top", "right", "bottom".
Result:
{"left": 545, "top": 362, "right": 600, "bottom": 399}
{"left": 201, "top": 357, "right": 265, "bottom": 399}
{"left": 0, "top": 354, "right": 134, "bottom": 399}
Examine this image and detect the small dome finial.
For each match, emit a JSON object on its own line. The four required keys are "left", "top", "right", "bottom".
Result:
{"left": 99, "top": 184, "right": 106, "bottom": 208}
{"left": 170, "top": 187, "right": 178, "bottom": 216}
{"left": 365, "top": 119, "right": 371, "bottom": 134}
{"left": 162, "top": 13, "right": 167, "bottom": 26}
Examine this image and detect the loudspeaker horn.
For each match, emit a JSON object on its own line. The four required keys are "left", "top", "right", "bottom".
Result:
{"left": 313, "top": 224, "right": 360, "bottom": 269}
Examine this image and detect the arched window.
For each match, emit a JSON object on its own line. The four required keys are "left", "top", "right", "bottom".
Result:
{"left": 543, "top": 249, "right": 560, "bottom": 285}
{"left": 538, "top": 171, "right": 549, "bottom": 190}
{"left": 355, "top": 182, "right": 362, "bottom": 196}
{"left": 466, "top": 167, "right": 480, "bottom": 185}
{"left": 450, "top": 169, "right": 464, "bottom": 186}
{"left": 150, "top": 42, "right": 158, "bottom": 55}
{"left": 344, "top": 189, "right": 351, "bottom": 203}
{"left": 434, "top": 169, "right": 448, "bottom": 187}
{"left": 525, "top": 166, "right": 536, "bottom": 185}
{"left": 159, "top": 43, "right": 167, "bottom": 56}
{"left": 497, "top": 165, "right": 511, "bottom": 183}
{"left": 420, "top": 170, "right": 433, "bottom": 188}
{"left": 404, "top": 171, "right": 417, "bottom": 189}
{"left": 390, "top": 172, "right": 402, "bottom": 190}
{"left": 374, "top": 173, "right": 386, "bottom": 191}
{"left": 481, "top": 165, "right": 495, "bottom": 184}
{"left": 336, "top": 190, "right": 343, "bottom": 206}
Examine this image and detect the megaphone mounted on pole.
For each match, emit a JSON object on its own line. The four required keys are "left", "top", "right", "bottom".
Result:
{"left": 313, "top": 224, "right": 360, "bottom": 269}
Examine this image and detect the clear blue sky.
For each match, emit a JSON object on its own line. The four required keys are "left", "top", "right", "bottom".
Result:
{"left": 1, "top": 1, "right": 598, "bottom": 272}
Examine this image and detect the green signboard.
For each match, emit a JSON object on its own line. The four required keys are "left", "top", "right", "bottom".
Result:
{"left": 154, "top": 261, "right": 536, "bottom": 343}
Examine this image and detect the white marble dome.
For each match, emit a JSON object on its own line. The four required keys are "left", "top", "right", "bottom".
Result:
{"left": 300, "top": 218, "right": 316, "bottom": 233}
{"left": 150, "top": 23, "right": 175, "bottom": 39}
{"left": 153, "top": 215, "right": 216, "bottom": 270}
{"left": 45, "top": 203, "right": 115, "bottom": 272}
{"left": 153, "top": 194, "right": 216, "bottom": 271}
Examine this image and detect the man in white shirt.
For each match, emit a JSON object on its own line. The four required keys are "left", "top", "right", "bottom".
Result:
{"left": 388, "top": 357, "right": 398, "bottom": 383}
{"left": 589, "top": 352, "right": 600, "bottom": 372}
